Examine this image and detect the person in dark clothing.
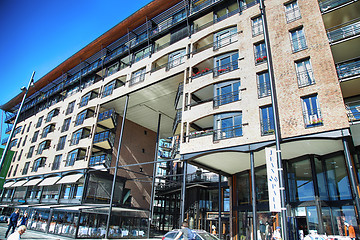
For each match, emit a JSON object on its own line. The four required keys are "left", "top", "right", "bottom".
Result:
{"left": 5, "top": 209, "right": 20, "bottom": 238}
{"left": 18, "top": 212, "right": 28, "bottom": 226}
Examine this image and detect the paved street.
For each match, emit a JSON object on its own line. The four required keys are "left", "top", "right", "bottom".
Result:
{"left": 0, "top": 223, "right": 162, "bottom": 240}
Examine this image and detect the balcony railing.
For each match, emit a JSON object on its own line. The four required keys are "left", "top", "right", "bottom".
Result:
{"left": 98, "top": 109, "right": 116, "bottom": 122}
{"left": 5, "top": 125, "right": 13, "bottom": 134}
{"left": 93, "top": 130, "right": 115, "bottom": 146}
{"left": 5, "top": 112, "right": 16, "bottom": 123}
{"left": 346, "top": 100, "right": 360, "bottom": 123}
{"left": 327, "top": 19, "right": 360, "bottom": 43}
{"left": 213, "top": 124, "right": 243, "bottom": 141}
{"left": 255, "top": 50, "right": 267, "bottom": 64}
{"left": 189, "top": 129, "right": 214, "bottom": 139}
{"left": 303, "top": 110, "right": 323, "bottom": 128}
{"left": 213, "top": 60, "right": 239, "bottom": 77}
{"left": 166, "top": 55, "right": 186, "bottom": 71}
{"left": 129, "top": 73, "right": 145, "bottom": 87}
{"left": 214, "top": 90, "right": 241, "bottom": 107}
{"left": 190, "top": 0, "right": 223, "bottom": 15}
{"left": 297, "top": 70, "right": 316, "bottom": 87}
{"left": 174, "top": 83, "right": 183, "bottom": 108}
{"left": 336, "top": 58, "right": 360, "bottom": 80}
{"left": 319, "top": 0, "right": 356, "bottom": 12}
{"left": 291, "top": 36, "right": 307, "bottom": 52}
{"left": 213, "top": 32, "right": 238, "bottom": 50}
{"left": 191, "top": 68, "right": 213, "bottom": 79}
{"left": 89, "top": 153, "right": 112, "bottom": 168}
{"left": 172, "top": 110, "right": 182, "bottom": 134}
{"left": 1, "top": 137, "right": 9, "bottom": 145}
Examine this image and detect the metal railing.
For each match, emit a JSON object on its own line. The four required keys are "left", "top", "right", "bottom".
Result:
{"left": 89, "top": 153, "right": 112, "bottom": 167}
{"left": 319, "top": 0, "right": 355, "bottom": 12}
{"left": 93, "top": 130, "right": 115, "bottom": 146}
{"left": 172, "top": 110, "right": 182, "bottom": 134}
{"left": 190, "top": 0, "right": 222, "bottom": 15}
{"left": 291, "top": 36, "right": 307, "bottom": 52}
{"left": 213, "top": 60, "right": 239, "bottom": 77}
{"left": 327, "top": 19, "right": 360, "bottom": 43}
{"left": 297, "top": 70, "right": 316, "bottom": 87}
{"left": 129, "top": 73, "right": 146, "bottom": 86}
{"left": 98, "top": 109, "right": 116, "bottom": 122}
{"left": 336, "top": 58, "right": 360, "bottom": 80}
{"left": 255, "top": 50, "right": 267, "bottom": 64}
{"left": 213, "top": 90, "right": 241, "bottom": 107}
{"left": 213, "top": 32, "right": 238, "bottom": 50}
{"left": 213, "top": 124, "right": 243, "bottom": 140}
{"left": 174, "top": 83, "right": 183, "bottom": 108}
{"left": 285, "top": 7, "right": 301, "bottom": 23}
{"left": 303, "top": 110, "right": 323, "bottom": 128}
{"left": 189, "top": 129, "right": 214, "bottom": 139}
{"left": 346, "top": 100, "right": 360, "bottom": 123}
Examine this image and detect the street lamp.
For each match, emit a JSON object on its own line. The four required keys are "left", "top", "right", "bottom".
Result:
{"left": 0, "top": 71, "right": 36, "bottom": 173}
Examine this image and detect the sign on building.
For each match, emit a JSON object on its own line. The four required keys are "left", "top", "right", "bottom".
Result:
{"left": 265, "top": 148, "right": 281, "bottom": 212}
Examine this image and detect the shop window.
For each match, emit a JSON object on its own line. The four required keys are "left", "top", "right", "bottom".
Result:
{"left": 42, "top": 185, "right": 60, "bottom": 200}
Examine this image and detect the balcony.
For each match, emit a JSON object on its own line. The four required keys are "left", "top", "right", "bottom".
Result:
{"left": 327, "top": 19, "right": 360, "bottom": 44}
{"left": 174, "top": 83, "right": 183, "bottom": 110}
{"left": 213, "top": 89, "right": 241, "bottom": 107}
{"left": 190, "top": 0, "right": 223, "bottom": 15}
{"left": 89, "top": 153, "right": 112, "bottom": 168}
{"left": 346, "top": 100, "right": 360, "bottom": 123}
{"left": 93, "top": 131, "right": 115, "bottom": 149}
{"left": 1, "top": 137, "right": 9, "bottom": 146}
{"left": 97, "top": 109, "right": 117, "bottom": 130}
{"left": 336, "top": 57, "right": 360, "bottom": 80}
{"left": 213, "top": 124, "right": 243, "bottom": 141}
{"left": 213, "top": 60, "right": 239, "bottom": 77}
{"left": 319, "top": 0, "right": 357, "bottom": 13}
{"left": 5, "top": 112, "right": 16, "bottom": 124}
{"left": 129, "top": 73, "right": 145, "bottom": 87}
{"left": 189, "top": 129, "right": 214, "bottom": 139}
{"left": 5, "top": 125, "right": 13, "bottom": 134}
{"left": 173, "top": 110, "right": 182, "bottom": 134}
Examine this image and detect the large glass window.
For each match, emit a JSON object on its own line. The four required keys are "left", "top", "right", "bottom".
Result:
{"left": 214, "top": 52, "right": 239, "bottom": 76}
{"left": 37, "top": 140, "right": 50, "bottom": 155}
{"left": 290, "top": 28, "right": 307, "bottom": 52}
{"left": 42, "top": 185, "right": 60, "bottom": 200}
{"left": 285, "top": 1, "right": 301, "bottom": 23}
{"left": 134, "top": 46, "right": 151, "bottom": 63}
{"left": 287, "top": 158, "right": 315, "bottom": 202}
{"left": 106, "top": 62, "right": 119, "bottom": 77}
{"left": 32, "top": 157, "right": 46, "bottom": 172}
{"left": 45, "top": 108, "right": 59, "bottom": 123}
{"left": 214, "top": 27, "right": 237, "bottom": 49}
{"left": 214, "top": 112, "right": 242, "bottom": 140}
{"left": 168, "top": 49, "right": 186, "bottom": 70}
{"left": 296, "top": 58, "right": 315, "bottom": 87}
{"left": 79, "top": 92, "right": 91, "bottom": 107}
{"left": 257, "top": 71, "right": 271, "bottom": 98}
{"left": 236, "top": 172, "right": 250, "bottom": 205}
{"left": 41, "top": 124, "right": 54, "bottom": 139}
{"left": 214, "top": 80, "right": 241, "bottom": 107}
{"left": 260, "top": 105, "right": 275, "bottom": 135}
{"left": 301, "top": 95, "right": 323, "bottom": 128}
{"left": 252, "top": 16, "right": 263, "bottom": 36}
{"left": 65, "top": 149, "right": 86, "bottom": 166}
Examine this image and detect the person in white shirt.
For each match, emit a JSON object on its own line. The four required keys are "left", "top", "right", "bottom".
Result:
{"left": 7, "top": 225, "right": 26, "bottom": 240}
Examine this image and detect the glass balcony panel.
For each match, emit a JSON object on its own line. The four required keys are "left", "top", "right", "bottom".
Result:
{"left": 336, "top": 58, "right": 360, "bottom": 79}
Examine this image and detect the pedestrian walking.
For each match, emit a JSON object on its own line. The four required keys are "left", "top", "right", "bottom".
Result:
{"left": 18, "top": 212, "right": 28, "bottom": 227}
{"left": 5, "top": 209, "right": 20, "bottom": 238}
{"left": 7, "top": 225, "right": 26, "bottom": 240}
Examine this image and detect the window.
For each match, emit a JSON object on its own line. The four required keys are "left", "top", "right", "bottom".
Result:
{"left": 295, "top": 58, "right": 315, "bottom": 87}
{"left": 17, "top": 137, "right": 22, "bottom": 148}
{"left": 260, "top": 105, "right": 275, "bottom": 135}
{"left": 22, "top": 162, "right": 30, "bottom": 175}
{"left": 12, "top": 152, "right": 17, "bottom": 162}
{"left": 70, "top": 128, "right": 89, "bottom": 146}
{"left": 27, "top": 146, "right": 34, "bottom": 159}
{"left": 130, "top": 68, "right": 146, "bottom": 86}
{"left": 214, "top": 80, "right": 241, "bottom": 107}
{"left": 10, "top": 139, "right": 17, "bottom": 148}
{"left": 32, "top": 157, "right": 46, "bottom": 172}
{"left": 31, "top": 131, "right": 39, "bottom": 143}
{"left": 57, "top": 136, "right": 67, "bottom": 151}
{"left": 252, "top": 16, "right": 263, "bottom": 37}
{"left": 27, "top": 122, "right": 32, "bottom": 132}
{"left": 45, "top": 108, "right": 59, "bottom": 123}
{"left": 168, "top": 49, "right": 186, "bottom": 70}
{"left": 134, "top": 46, "right": 151, "bottom": 63}
{"left": 17, "top": 150, "right": 22, "bottom": 161}
{"left": 75, "top": 109, "right": 93, "bottom": 126}
{"left": 65, "top": 149, "right": 86, "bottom": 166}
{"left": 254, "top": 42, "right": 267, "bottom": 64}
{"left": 66, "top": 101, "right": 76, "bottom": 115}
{"left": 7, "top": 166, "right": 12, "bottom": 177}
{"left": 301, "top": 95, "right": 323, "bottom": 128}
{"left": 22, "top": 135, "right": 27, "bottom": 147}
{"left": 13, "top": 164, "right": 18, "bottom": 176}
{"left": 79, "top": 92, "right": 91, "bottom": 108}
{"left": 214, "top": 52, "right": 239, "bottom": 76}
{"left": 22, "top": 125, "right": 26, "bottom": 134}
{"left": 52, "top": 155, "right": 62, "bottom": 170}
{"left": 61, "top": 118, "right": 71, "bottom": 132}
{"left": 290, "top": 28, "right": 307, "bottom": 52}
{"left": 14, "top": 126, "right": 22, "bottom": 136}
{"left": 106, "top": 62, "right": 119, "bottom": 77}
{"left": 37, "top": 140, "right": 50, "bottom": 155}
{"left": 36, "top": 116, "right": 43, "bottom": 128}
{"left": 172, "top": 9, "right": 186, "bottom": 24}
{"left": 214, "top": 112, "right": 242, "bottom": 140}
{"left": 285, "top": 1, "right": 301, "bottom": 23}
{"left": 257, "top": 71, "right": 271, "bottom": 98}
{"left": 41, "top": 124, "right": 54, "bottom": 139}
{"left": 102, "top": 80, "right": 124, "bottom": 97}
{"left": 214, "top": 27, "right": 237, "bottom": 50}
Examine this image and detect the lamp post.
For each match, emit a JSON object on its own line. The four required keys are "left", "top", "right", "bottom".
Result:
{"left": 0, "top": 71, "right": 35, "bottom": 173}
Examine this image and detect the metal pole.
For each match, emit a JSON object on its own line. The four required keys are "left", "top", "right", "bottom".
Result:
{"left": 218, "top": 173, "right": 222, "bottom": 239}
{"left": 180, "top": 160, "right": 188, "bottom": 224}
{"left": 147, "top": 113, "right": 161, "bottom": 238}
{"left": 0, "top": 71, "right": 35, "bottom": 172}
{"left": 259, "top": 1, "right": 288, "bottom": 239}
{"left": 105, "top": 95, "right": 129, "bottom": 239}
{"left": 343, "top": 137, "right": 360, "bottom": 219}
{"left": 250, "top": 152, "right": 257, "bottom": 240}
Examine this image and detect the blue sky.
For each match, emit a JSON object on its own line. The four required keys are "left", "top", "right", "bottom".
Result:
{"left": 0, "top": 0, "right": 152, "bottom": 141}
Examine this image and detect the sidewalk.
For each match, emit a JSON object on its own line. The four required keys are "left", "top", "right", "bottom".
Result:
{"left": 0, "top": 223, "right": 162, "bottom": 240}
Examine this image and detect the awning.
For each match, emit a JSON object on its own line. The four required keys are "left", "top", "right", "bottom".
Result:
{"left": 23, "top": 178, "right": 43, "bottom": 187}
{"left": 38, "top": 176, "right": 61, "bottom": 186}
{"left": 57, "top": 174, "right": 83, "bottom": 184}
{"left": 3, "top": 182, "right": 15, "bottom": 188}
{"left": 11, "top": 180, "right": 28, "bottom": 187}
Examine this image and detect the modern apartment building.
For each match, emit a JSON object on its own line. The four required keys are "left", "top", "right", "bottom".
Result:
{"left": 1, "top": 0, "right": 360, "bottom": 239}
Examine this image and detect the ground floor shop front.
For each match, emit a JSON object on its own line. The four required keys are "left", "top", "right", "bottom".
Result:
{"left": 2, "top": 205, "right": 149, "bottom": 238}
